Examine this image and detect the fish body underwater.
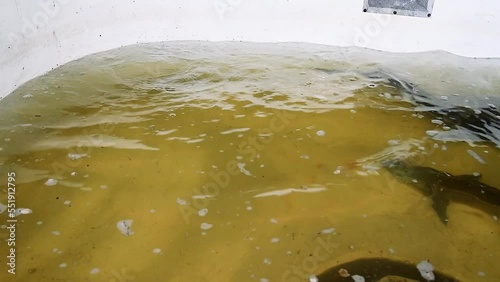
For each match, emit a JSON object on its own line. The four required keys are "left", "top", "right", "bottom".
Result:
{"left": 382, "top": 160, "right": 500, "bottom": 224}
{"left": 368, "top": 72, "right": 500, "bottom": 148}
{"left": 313, "top": 71, "right": 498, "bottom": 281}
{"left": 316, "top": 258, "right": 459, "bottom": 282}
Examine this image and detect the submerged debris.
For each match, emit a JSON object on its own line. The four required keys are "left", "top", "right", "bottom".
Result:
{"left": 44, "top": 179, "right": 58, "bottom": 186}
{"left": 338, "top": 268, "right": 350, "bottom": 277}
{"left": 237, "top": 163, "right": 252, "bottom": 176}
{"left": 309, "top": 275, "right": 319, "bottom": 282}
{"left": 116, "top": 219, "right": 134, "bottom": 236}
{"left": 467, "top": 149, "right": 487, "bottom": 164}
{"left": 352, "top": 274, "right": 365, "bottom": 282}
{"left": 416, "top": 260, "right": 435, "bottom": 281}
{"left": 15, "top": 208, "right": 33, "bottom": 217}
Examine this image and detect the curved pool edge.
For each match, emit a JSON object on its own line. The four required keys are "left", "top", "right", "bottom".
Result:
{"left": 1, "top": 0, "right": 500, "bottom": 99}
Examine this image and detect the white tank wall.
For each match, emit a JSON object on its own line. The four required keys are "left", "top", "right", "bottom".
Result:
{"left": 1, "top": 0, "right": 500, "bottom": 99}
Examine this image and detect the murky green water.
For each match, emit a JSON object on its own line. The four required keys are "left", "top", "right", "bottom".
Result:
{"left": 0, "top": 42, "right": 499, "bottom": 282}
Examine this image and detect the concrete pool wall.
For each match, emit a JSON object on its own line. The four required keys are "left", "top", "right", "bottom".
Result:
{"left": 1, "top": 0, "right": 499, "bottom": 99}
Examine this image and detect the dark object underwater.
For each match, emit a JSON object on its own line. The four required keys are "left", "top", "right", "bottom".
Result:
{"left": 384, "top": 74, "right": 500, "bottom": 147}
{"left": 382, "top": 159, "right": 500, "bottom": 224}
{"left": 314, "top": 68, "right": 500, "bottom": 146}
{"left": 316, "top": 257, "right": 459, "bottom": 282}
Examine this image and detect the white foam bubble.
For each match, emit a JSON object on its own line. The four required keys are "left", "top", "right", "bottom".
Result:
{"left": 426, "top": 130, "right": 439, "bottom": 137}
{"left": 198, "top": 208, "right": 208, "bottom": 217}
{"left": 309, "top": 275, "right": 319, "bottom": 282}
{"left": 220, "top": 128, "right": 250, "bottom": 135}
{"left": 388, "top": 139, "right": 400, "bottom": 145}
{"left": 155, "top": 129, "right": 177, "bottom": 136}
{"left": 321, "top": 227, "right": 336, "bottom": 234}
{"left": 45, "top": 179, "right": 58, "bottom": 186}
{"left": 89, "top": 268, "right": 100, "bottom": 275}
{"left": 10, "top": 208, "right": 28, "bottom": 217}
{"left": 67, "top": 153, "right": 87, "bottom": 160}
{"left": 176, "top": 198, "right": 187, "bottom": 205}
{"left": 201, "top": 222, "right": 213, "bottom": 230}
{"left": 254, "top": 186, "right": 326, "bottom": 198}
{"left": 0, "top": 203, "right": 7, "bottom": 213}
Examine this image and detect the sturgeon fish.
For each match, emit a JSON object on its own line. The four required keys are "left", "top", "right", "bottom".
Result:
{"left": 316, "top": 257, "right": 459, "bottom": 282}
{"left": 382, "top": 159, "right": 500, "bottom": 224}
{"left": 382, "top": 73, "right": 500, "bottom": 147}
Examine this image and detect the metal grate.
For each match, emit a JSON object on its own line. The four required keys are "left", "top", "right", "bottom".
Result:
{"left": 363, "top": 0, "right": 435, "bottom": 18}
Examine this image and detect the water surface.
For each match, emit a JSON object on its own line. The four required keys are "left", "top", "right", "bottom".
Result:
{"left": 0, "top": 42, "right": 499, "bottom": 282}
